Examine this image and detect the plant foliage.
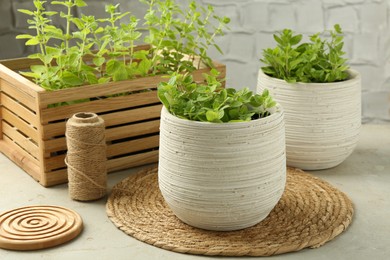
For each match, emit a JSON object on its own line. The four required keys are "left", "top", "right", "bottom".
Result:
{"left": 261, "top": 24, "right": 349, "bottom": 83}
{"left": 158, "top": 70, "right": 277, "bottom": 123}
{"left": 16, "top": 0, "right": 230, "bottom": 90}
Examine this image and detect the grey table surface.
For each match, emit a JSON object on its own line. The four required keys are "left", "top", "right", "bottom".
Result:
{"left": 0, "top": 124, "right": 389, "bottom": 260}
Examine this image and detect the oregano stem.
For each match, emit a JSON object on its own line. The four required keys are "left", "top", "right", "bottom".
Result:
{"left": 33, "top": 0, "right": 48, "bottom": 78}
{"left": 78, "top": 33, "right": 86, "bottom": 73}
{"left": 129, "top": 38, "right": 134, "bottom": 68}
{"left": 65, "top": 0, "right": 72, "bottom": 52}
{"left": 151, "top": 8, "right": 170, "bottom": 74}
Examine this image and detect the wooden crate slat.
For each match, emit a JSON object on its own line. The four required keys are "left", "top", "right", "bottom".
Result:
{"left": 2, "top": 108, "right": 38, "bottom": 142}
{"left": 2, "top": 121, "right": 39, "bottom": 158}
{"left": 107, "top": 150, "right": 159, "bottom": 172}
{"left": 0, "top": 64, "right": 44, "bottom": 93}
{"left": 101, "top": 104, "right": 162, "bottom": 127}
{"left": 42, "top": 118, "right": 160, "bottom": 141}
{"left": 0, "top": 138, "right": 41, "bottom": 182}
{"left": 0, "top": 58, "right": 42, "bottom": 71}
{"left": 105, "top": 120, "right": 160, "bottom": 142}
{"left": 42, "top": 124, "right": 157, "bottom": 155}
{"left": 41, "top": 121, "right": 66, "bottom": 140}
{"left": 1, "top": 79, "right": 37, "bottom": 111}
{"left": 40, "top": 90, "right": 159, "bottom": 123}
{"left": 107, "top": 135, "right": 159, "bottom": 157}
{"left": 1, "top": 93, "right": 39, "bottom": 128}
{"left": 43, "top": 169, "right": 68, "bottom": 187}
{"left": 37, "top": 79, "right": 159, "bottom": 107}
{"left": 42, "top": 137, "right": 66, "bottom": 153}
{"left": 43, "top": 154, "right": 66, "bottom": 172}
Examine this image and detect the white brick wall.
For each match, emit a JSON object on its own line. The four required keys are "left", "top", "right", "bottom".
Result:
{"left": 0, "top": 0, "right": 389, "bottom": 123}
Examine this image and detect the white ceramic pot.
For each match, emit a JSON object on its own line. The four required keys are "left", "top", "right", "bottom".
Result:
{"left": 158, "top": 107, "right": 286, "bottom": 231}
{"left": 257, "top": 69, "right": 361, "bottom": 170}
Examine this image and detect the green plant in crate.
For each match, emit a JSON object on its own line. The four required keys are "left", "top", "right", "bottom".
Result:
{"left": 158, "top": 70, "right": 277, "bottom": 123}
{"left": 16, "top": 0, "right": 230, "bottom": 91}
{"left": 261, "top": 24, "right": 349, "bottom": 83}
{"left": 141, "top": 0, "right": 230, "bottom": 74}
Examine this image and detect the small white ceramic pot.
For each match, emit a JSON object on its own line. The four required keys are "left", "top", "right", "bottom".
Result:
{"left": 257, "top": 69, "right": 361, "bottom": 170}
{"left": 158, "top": 107, "right": 286, "bottom": 231}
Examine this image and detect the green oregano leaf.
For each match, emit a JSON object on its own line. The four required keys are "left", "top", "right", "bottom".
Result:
{"left": 30, "top": 65, "right": 46, "bottom": 74}
{"left": 51, "top": 1, "right": 68, "bottom": 7}
{"left": 93, "top": 57, "right": 106, "bottom": 67}
{"left": 75, "top": 0, "right": 87, "bottom": 7}
{"left": 205, "top": 110, "right": 221, "bottom": 122}
{"left": 138, "top": 59, "right": 152, "bottom": 76}
{"left": 113, "top": 66, "right": 128, "bottom": 81}
{"left": 106, "top": 60, "right": 122, "bottom": 75}
{"left": 16, "top": 34, "right": 34, "bottom": 39}
{"left": 25, "top": 38, "right": 40, "bottom": 45}
{"left": 62, "top": 71, "right": 84, "bottom": 87}
{"left": 17, "top": 9, "right": 34, "bottom": 15}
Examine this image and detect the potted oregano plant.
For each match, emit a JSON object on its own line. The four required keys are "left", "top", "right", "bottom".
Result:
{"left": 157, "top": 70, "right": 286, "bottom": 231}
{"left": 0, "top": 0, "right": 229, "bottom": 186}
{"left": 257, "top": 24, "right": 361, "bottom": 170}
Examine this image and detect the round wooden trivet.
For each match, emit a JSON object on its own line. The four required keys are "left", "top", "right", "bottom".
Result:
{"left": 106, "top": 167, "right": 354, "bottom": 256}
{"left": 0, "top": 205, "right": 83, "bottom": 251}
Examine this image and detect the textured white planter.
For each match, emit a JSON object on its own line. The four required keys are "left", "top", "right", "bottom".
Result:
{"left": 257, "top": 69, "right": 361, "bottom": 170}
{"left": 158, "top": 107, "right": 286, "bottom": 231}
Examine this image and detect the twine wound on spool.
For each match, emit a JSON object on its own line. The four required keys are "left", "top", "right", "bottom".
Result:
{"left": 65, "top": 112, "right": 107, "bottom": 201}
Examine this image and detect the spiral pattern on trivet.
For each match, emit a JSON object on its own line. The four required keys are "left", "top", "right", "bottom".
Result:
{"left": 0, "top": 205, "right": 83, "bottom": 250}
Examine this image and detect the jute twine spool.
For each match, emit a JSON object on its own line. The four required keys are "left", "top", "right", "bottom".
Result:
{"left": 65, "top": 112, "right": 107, "bottom": 201}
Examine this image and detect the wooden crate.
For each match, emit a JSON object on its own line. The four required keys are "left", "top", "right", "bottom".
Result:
{"left": 0, "top": 47, "right": 226, "bottom": 187}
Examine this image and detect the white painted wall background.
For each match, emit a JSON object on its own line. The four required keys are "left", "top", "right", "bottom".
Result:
{"left": 1, "top": 0, "right": 389, "bottom": 123}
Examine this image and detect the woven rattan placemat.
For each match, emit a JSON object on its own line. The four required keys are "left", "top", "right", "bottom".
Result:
{"left": 106, "top": 167, "right": 353, "bottom": 256}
